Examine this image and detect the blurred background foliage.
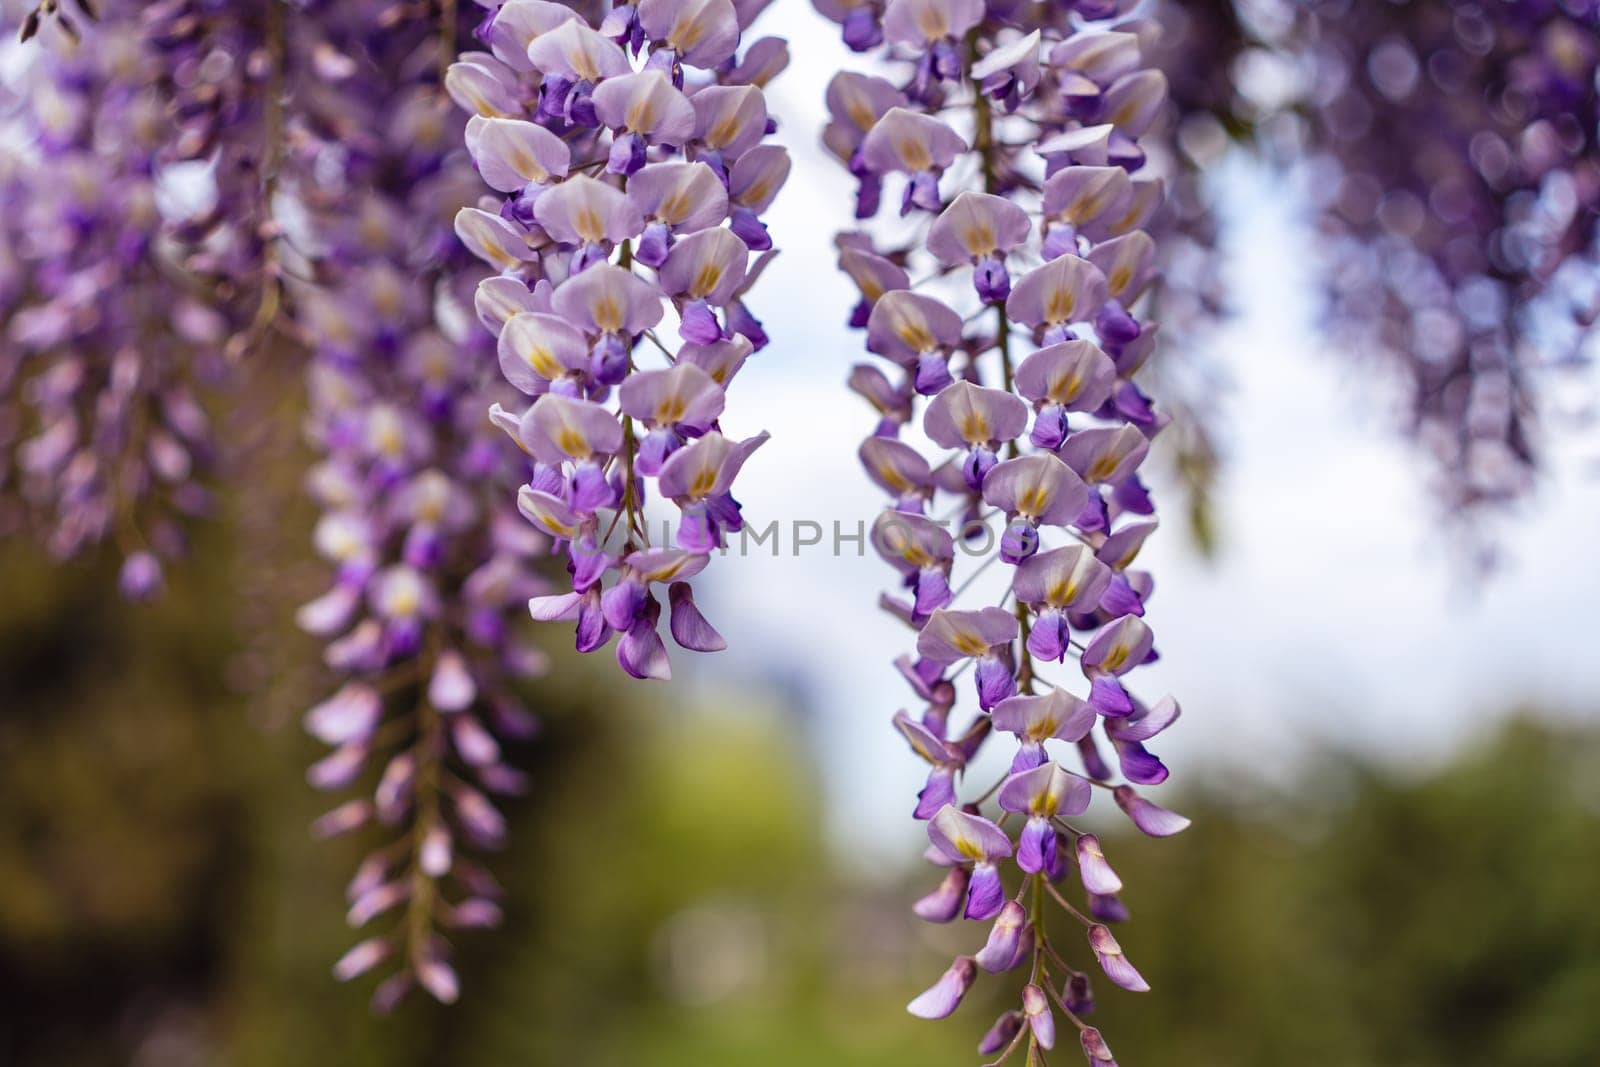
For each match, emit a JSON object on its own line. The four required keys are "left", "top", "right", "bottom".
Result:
{"left": 3, "top": 533, "right": 1597, "bottom": 1065}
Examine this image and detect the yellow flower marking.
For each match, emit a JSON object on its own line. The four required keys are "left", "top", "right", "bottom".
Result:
{"left": 526, "top": 342, "right": 561, "bottom": 379}
{"left": 1044, "top": 285, "right": 1076, "bottom": 323}
{"left": 627, "top": 97, "right": 658, "bottom": 132}
{"left": 1027, "top": 715, "right": 1061, "bottom": 742}
{"left": 875, "top": 461, "right": 912, "bottom": 493}
{"left": 571, "top": 47, "right": 600, "bottom": 83}
{"left": 689, "top": 466, "right": 719, "bottom": 498}
{"left": 660, "top": 188, "right": 692, "bottom": 224}
{"left": 692, "top": 262, "right": 723, "bottom": 298}
{"left": 1017, "top": 484, "right": 1049, "bottom": 518}
{"left": 557, "top": 427, "right": 589, "bottom": 458}
{"left": 709, "top": 115, "right": 739, "bottom": 147}
{"left": 592, "top": 293, "right": 624, "bottom": 333}
{"left": 671, "top": 13, "right": 707, "bottom": 50}
{"left": 954, "top": 836, "right": 987, "bottom": 861}
{"left": 914, "top": 7, "right": 949, "bottom": 40}
{"left": 962, "top": 220, "right": 997, "bottom": 256}
{"left": 847, "top": 94, "right": 878, "bottom": 132}
{"left": 897, "top": 136, "right": 932, "bottom": 172}
{"left": 951, "top": 632, "right": 990, "bottom": 657}
{"left": 743, "top": 175, "right": 775, "bottom": 206}
{"left": 576, "top": 206, "right": 605, "bottom": 243}
{"left": 1087, "top": 454, "right": 1119, "bottom": 482}
{"left": 538, "top": 513, "right": 577, "bottom": 539}
{"left": 892, "top": 306, "right": 936, "bottom": 352}
{"left": 512, "top": 145, "right": 545, "bottom": 182}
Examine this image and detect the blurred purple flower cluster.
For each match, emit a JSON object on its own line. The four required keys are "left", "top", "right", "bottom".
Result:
{"left": 278, "top": 3, "right": 557, "bottom": 1010}
{"left": 445, "top": 0, "right": 789, "bottom": 680}
{"left": 1283, "top": 0, "right": 1600, "bottom": 530}
{"left": 818, "top": 0, "right": 1185, "bottom": 1060}
{"left": 0, "top": 3, "right": 225, "bottom": 597}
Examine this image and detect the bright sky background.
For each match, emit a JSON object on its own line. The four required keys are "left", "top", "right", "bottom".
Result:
{"left": 640, "top": 4, "right": 1600, "bottom": 864}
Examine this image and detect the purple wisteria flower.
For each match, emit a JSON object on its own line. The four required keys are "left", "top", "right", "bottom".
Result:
{"left": 1278, "top": 0, "right": 1600, "bottom": 545}
{"left": 821, "top": 0, "right": 1189, "bottom": 1058}
{"left": 0, "top": 6, "right": 224, "bottom": 592}
{"left": 447, "top": 0, "right": 788, "bottom": 680}
{"left": 281, "top": 3, "right": 553, "bottom": 1011}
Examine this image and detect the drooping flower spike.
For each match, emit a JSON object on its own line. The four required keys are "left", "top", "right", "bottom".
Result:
{"left": 284, "top": 5, "right": 557, "bottom": 1012}
{"left": 0, "top": 8, "right": 229, "bottom": 596}
{"left": 820, "top": 0, "right": 1189, "bottom": 1057}
{"left": 1276, "top": 0, "right": 1600, "bottom": 543}
{"left": 448, "top": 0, "right": 788, "bottom": 680}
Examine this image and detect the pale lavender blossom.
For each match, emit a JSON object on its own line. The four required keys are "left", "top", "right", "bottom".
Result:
{"left": 448, "top": 0, "right": 787, "bottom": 680}
{"left": 820, "top": 0, "right": 1189, "bottom": 1057}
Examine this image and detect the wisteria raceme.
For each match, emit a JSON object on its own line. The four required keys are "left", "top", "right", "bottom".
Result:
{"left": 445, "top": 0, "right": 787, "bottom": 680}
{"left": 1279, "top": 0, "right": 1600, "bottom": 532}
{"left": 283, "top": 2, "right": 553, "bottom": 1010}
{"left": 821, "top": 0, "right": 1187, "bottom": 1059}
{"left": 0, "top": 4, "right": 225, "bottom": 598}
{"left": 137, "top": 0, "right": 281, "bottom": 328}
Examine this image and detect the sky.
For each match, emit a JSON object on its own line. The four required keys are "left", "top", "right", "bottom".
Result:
{"left": 637, "top": 3, "right": 1600, "bottom": 864}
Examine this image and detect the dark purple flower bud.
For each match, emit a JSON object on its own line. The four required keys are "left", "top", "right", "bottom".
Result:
{"left": 912, "top": 351, "right": 953, "bottom": 395}
{"left": 1065, "top": 971, "right": 1095, "bottom": 1015}
{"left": 977, "top": 1011, "right": 1024, "bottom": 1055}
{"left": 1077, "top": 733, "right": 1114, "bottom": 781}
{"left": 974, "top": 655, "right": 1017, "bottom": 711}
{"left": 841, "top": 7, "right": 882, "bottom": 52}
{"left": 1081, "top": 1026, "right": 1118, "bottom": 1067}
{"left": 636, "top": 221, "right": 673, "bottom": 267}
{"left": 729, "top": 206, "right": 771, "bottom": 250}
{"left": 974, "top": 255, "right": 1011, "bottom": 303}
{"left": 1090, "top": 893, "right": 1130, "bottom": 923}
{"left": 680, "top": 299, "right": 724, "bottom": 344}
{"left": 1000, "top": 517, "right": 1040, "bottom": 564}
{"left": 608, "top": 131, "right": 649, "bottom": 176}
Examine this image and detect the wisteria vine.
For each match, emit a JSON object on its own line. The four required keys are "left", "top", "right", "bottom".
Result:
{"left": 1, "top": 1, "right": 228, "bottom": 598}
{"left": 445, "top": 0, "right": 788, "bottom": 679}
{"left": 1282, "top": 0, "right": 1600, "bottom": 533}
{"left": 819, "top": 1, "right": 1187, "bottom": 1061}
{"left": 288, "top": 4, "right": 558, "bottom": 1011}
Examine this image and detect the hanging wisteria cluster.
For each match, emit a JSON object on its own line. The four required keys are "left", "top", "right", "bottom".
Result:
{"left": 1281, "top": 0, "right": 1600, "bottom": 530}
{"left": 0, "top": 4, "right": 225, "bottom": 598}
{"left": 287, "top": 4, "right": 557, "bottom": 1010}
{"left": 444, "top": 0, "right": 788, "bottom": 680}
{"left": 818, "top": 0, "right": 1186, "bottom": 1061}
